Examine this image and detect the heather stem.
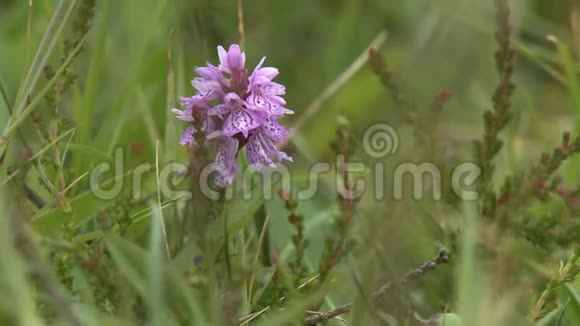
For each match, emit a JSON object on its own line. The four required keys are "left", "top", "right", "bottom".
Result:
{"left": 305, "top": 249, "right": 450, "bottom": 325}
{"left": 476, "top": 0, "right": 516, "bottom": 219}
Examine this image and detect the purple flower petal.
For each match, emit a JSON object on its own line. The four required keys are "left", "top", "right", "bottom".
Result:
{"left": 180, "top": 95, "right": 207, "bottom": 109}
{"left": 247, "top": 83, "right": 293, "bottom": 116}
{"left": 192, "top": 78, "right": 222, "bottom": 100}
{"left": 246, "top": 123, "right": 292, "bottom": 169}
{"left": 227, "top": 45, "right": 245, "bottom": 73}
{"left": 195, "top": 63, "right": 223, "bottom": 82}
{"left": 217, "top": 44, "right": 246, "bottom": 75}
{"left": 179, "top": 125, "right": 197, "bottom": 147}
{"left": 217, "top": 46, "right": 228, "bottom": 70}
{"left": 262, "top": 118, "right": 290, "bottom": 142}
{"left": 264, "top": 82, "right": 285, "bottom": 96}
{"left": 223, "top": 108, "right": 264, "bottom": 138}
{"left": 173, "top": 43, "right": 293, "bottom": 187}
{"left": 249, "top": 57, "right": 279, "bottom": 88}
{"left": 246, "top": 132, "right": 274, "bottom": 168}
{"left": 208, "top": 104, "right": 232, "bottom": 118}
{"left": 172, "top": 108, "right": 193, "bottom": 122}
{"left": 213, "top": 137, "right": 239, "bottom": 186}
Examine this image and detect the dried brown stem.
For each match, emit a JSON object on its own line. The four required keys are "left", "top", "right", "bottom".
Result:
{"left": 237, "top": 0, "right": 245, "bottom": 50}
{"left": 304, "top": 249, "right": 450, "bottom": 325}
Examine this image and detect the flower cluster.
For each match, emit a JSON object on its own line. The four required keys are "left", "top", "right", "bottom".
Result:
{"left": 172, "top": 44, "right": 293, "bottom": 187}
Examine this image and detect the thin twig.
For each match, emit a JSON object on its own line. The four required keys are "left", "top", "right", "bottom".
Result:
{"left": 278, "top": 30, "right": 388, "bottom": 150}
{"left": 24, "top": 184, "right": 46, "bottom": 208}
{"left": 304, "top": 249, "right": 450, "bottom": 325}
{"left": 238, "top": 274, "right": 320, "bottom": 325}
{"left": 239, "top": 306, "right": 270, "bottom": 325}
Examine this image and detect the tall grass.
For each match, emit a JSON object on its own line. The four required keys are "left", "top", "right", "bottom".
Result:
{"left": 0, "top": 0, "right": 579, "bottom": 325}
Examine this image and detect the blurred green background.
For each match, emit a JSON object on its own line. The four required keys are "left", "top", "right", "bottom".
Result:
{"left": 0, "top": 0, "right": 577, "bottom": 191}
{"left": 0, "top": 0, "right": 577, "bottom": 155}
{"left": 1, "top": 0, "right": 580, "bottom": 325}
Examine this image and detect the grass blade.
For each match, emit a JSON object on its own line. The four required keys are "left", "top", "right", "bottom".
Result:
{"left": 148, "top": 202, "right": 167, "bottom": 326}
{"left": 2, "top": 33, "right": 88, "bottom": 144}
{"left": 13, "top": 0, "right": 78, "bottom": 115}
{"left": 164, "top": 31, "right": 177, "bottom": 161}
{"left": 554, "top": 297, "right": 571, "bottom": 326}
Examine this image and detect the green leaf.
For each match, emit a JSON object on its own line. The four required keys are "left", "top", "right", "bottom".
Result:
{"left": 32, "top": 165, "right": 151, "bottom": 236}
{"left": 440, "top": 313, "right": 463, "bottom": 326}
{"left": 104, "top": 234, "right": 150, "bottom": 297}
{"left": 0, "top": 194, "right": 44, "bottom": 326}
{"left": 563, "top": 284, "right": 580, "bottom": 324}
{"left": 0, "top": 78, "right": 11, "bottom": 110}
{"left": 71, "top": 198, "right": 178, "bottom": 244}
{"left": 554, "top": 297, "right": 571, "bottom": 326}
{"left": 549, "top": 36, "right": 580, "bottom": 120}
{"left": 105, "top": 234, "right": 207, "bottom": 325}
{"left": 207, "top": 195, "right": 263, "bottom": 241}
{"left": 147, "top": 202, "right": 167, "bottom": 326}
{"left": 74, "top": 0, "right": 110, "bottom": 173}
{"left": 253, "top": 203, "right": 272, "bottom": 267}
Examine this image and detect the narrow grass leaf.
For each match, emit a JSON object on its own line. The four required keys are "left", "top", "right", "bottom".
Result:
{"left": 13, "top": 0, "right": 78, "bottom": 115}
{"left": 563, "top": 284, "right": 580, "bottom": 324}
{"left": 554, "top": 297, "right": 571, "bottom": 326}
{"left": 148, "top": 202, "right": 167, "bottom": 326}
{"left": 164, "top": 32, "right": 178, "bottom": 161}
{"left": 2, "top": 33, "right": 88, "bottom": 143}
{"left": 548, "top": 35, "right": 580, "bottom": 119}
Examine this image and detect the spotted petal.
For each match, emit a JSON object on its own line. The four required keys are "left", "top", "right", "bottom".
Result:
{"left": 223, "top": 108, "right": 264, "bottom": 137}
{"left": 192, "top": 78, "right": 222, "bottom": 100}
{"left": 213, "top": 137, "right": 240, "bottom": 186}
{"left": 261, "top": 118, "right": 290, "bottom": 142}
{"left": 246, "top": 132, "right": 274, "bottom": 168}
{"left": 208, "top": 104, "right": 232, "bottom": 118}
{"left": 179, "top": 125, "right": 197, "bottom": 147}
{"left": 246, "top": 126, "right": 292, "bottom": 169}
